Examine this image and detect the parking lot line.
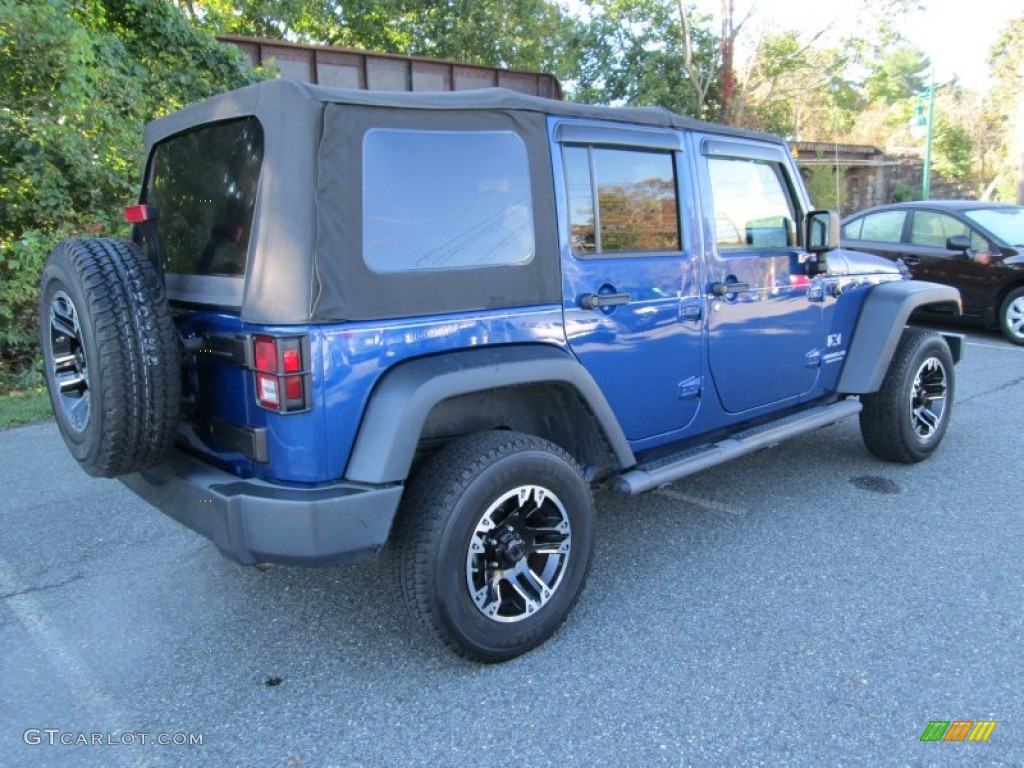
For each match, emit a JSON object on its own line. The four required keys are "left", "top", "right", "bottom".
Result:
{"left": 0, "top": 559, "right": 141, "bottom": 766}
{"left": 964, "top": 340, "right": 1024, "bottom": 352}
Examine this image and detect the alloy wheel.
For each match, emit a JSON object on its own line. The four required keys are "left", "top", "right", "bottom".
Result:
{"left": 47, "top": 290, "right": 91, "bottom": 433}
{"left": 909, "top": 356, "right": 948, "bottom": 439}
{"left": 465, "top": 485, "right": 572, "bottom": 623}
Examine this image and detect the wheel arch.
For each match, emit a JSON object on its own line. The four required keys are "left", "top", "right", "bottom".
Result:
{"left": 837, "top": 280, "right": 962, "bottom": 394}
{"left": 343, "top": 345, "right": 635, "bottom": 485}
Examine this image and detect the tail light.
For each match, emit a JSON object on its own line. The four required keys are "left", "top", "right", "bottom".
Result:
{"left": 252, "top": 334, "right": 310, "bottom": 412}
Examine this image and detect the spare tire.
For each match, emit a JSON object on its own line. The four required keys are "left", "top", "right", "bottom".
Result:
{"left": 38, "top": 238, "right": 181, "bottom": 477}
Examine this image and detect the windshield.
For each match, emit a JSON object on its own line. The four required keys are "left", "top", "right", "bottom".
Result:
{"left": 144, "top": 117, "right": 263, "bottom": 276}
{"left": 964, "top": 207, "right": 1024, "bottom": 247}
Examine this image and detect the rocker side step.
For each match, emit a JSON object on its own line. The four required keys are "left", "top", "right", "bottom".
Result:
{"left": 611, "top": 399, "right": 863, "bottom": 496}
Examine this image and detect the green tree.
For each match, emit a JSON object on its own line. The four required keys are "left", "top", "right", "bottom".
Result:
{"left": 920, "top": 83, "right": 979, "bottom": 185}
{"left": 571, "top": 0, "right": 722, "bottom": 118}
{"left": 733, "top": 30, "right": 861, "bottom": 139}
{"left": 930, "top": 117, "right": 973, "bottom": 182}
{"left": 173, "top": 0, "right": 578, "bottom": 79}
{"left": 862, "top": 44, "right": 930, "bottom": 106}
{"left": 0, "top": 0, "right": 262, "bottom": 372}
{"left": 803, "top": 160, "right": 848, "bottom": 211}
{"left": 986, "top": 14, "right": 1024, "bottom": 203}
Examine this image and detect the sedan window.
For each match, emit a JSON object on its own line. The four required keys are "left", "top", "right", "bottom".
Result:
{"left": 910, "top": 211, "right": 987, "bottom": 251}
{"left": 851, "top": 210, "right": 905, "bottom": 243}
{"left": 964, "top": 207, "right": 1024, "bottom": 247}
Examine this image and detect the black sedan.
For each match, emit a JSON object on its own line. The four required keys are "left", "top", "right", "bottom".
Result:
{"left": 841, "top": 201, "right": 1024, "bottom": 344}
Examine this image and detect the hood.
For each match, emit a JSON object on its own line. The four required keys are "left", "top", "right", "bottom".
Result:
{"left": 828, "top": 247, "right": 907, "bottom": 278}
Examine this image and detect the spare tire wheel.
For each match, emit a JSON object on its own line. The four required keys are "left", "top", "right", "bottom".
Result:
{"left": 38, "top": 238, "right": 181, "bottom": 477}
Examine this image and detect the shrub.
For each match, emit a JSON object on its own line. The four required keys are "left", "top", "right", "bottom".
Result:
{"left": 0, "top": 0, "right": 267, "bottom": 380}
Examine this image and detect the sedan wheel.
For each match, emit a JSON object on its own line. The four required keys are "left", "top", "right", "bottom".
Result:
{"left": 1000, "top": 287, "right": 1024, "bottom": 345}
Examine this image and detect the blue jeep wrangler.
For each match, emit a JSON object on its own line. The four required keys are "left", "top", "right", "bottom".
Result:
{"left": 39, "top": 78, "right": 962, "bottom": 661}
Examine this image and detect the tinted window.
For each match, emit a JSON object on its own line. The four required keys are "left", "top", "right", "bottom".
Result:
{"left": 564, "top": 146, "right": 680, "bottom": 255}
{"left": 707, "top": 157, "right": 796, "bottom": 250}
{"left": 910, "top": 211, "right": 987, "bottom": 250}
{"left": 857, "top": 211, "right": 905, "bottom": 243}
{"left": 965, "top": 207, "right": 1024, "bottom": 247}
{"left": 842, "top": 219, "right": 863, "bottom": 239}
{"left": 363, "top": 130, "right": 534, "bottom": 273}
{"left": 564, "top": 146, "right": 596, "bottom": 253}
{"left": 145, "top": 117, "right": 263, "bottom": 276}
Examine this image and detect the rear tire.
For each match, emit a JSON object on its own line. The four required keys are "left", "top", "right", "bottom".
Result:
{"left": 394, "top": 431, "right": 594, "bottom": 662}
{"left": 998, "top": 287, "right": 1024, "bottom": 345}
{"left": 859, "top": 328, "right": 954, "bottom": 463}
{"left": 38, "top": 238, "right": 180, "bottom": 477}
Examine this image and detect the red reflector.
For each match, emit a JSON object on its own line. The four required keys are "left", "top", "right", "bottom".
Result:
{"left": 282, "top": 346, "right": 301, "bottom": 373}
{"left": 253, "top": 335, "right": 278, "bottom": 373}
{"left": 124, "top": 204, "right": 156, "bottom": 224}
{"left": 285, "top": 376, "right": 303, "bottom": 400}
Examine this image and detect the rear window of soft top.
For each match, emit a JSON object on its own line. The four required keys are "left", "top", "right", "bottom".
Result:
{"left": 144, "top": 117, "right": 263, "bottom": 277}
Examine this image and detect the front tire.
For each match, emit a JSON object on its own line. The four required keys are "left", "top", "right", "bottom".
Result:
{"left": 394, "top": 431, "right": 594, "bottom": 662}
{"left": 859, "top": 328, "right": 955, "bottom": 463}
{"left": 998, "top": 287, "right": 1024, "bottom": 345}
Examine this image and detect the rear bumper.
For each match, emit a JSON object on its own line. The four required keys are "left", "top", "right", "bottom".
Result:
{"left": 119, "top": 449, "right": 403, "bottom": 566}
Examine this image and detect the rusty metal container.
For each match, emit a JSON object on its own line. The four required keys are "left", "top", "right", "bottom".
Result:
{"left": 218, "top": 35, "right": 563, "bottom": 100}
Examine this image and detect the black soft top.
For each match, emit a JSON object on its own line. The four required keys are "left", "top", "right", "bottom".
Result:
{"left": 143, "top": 78, "right": 785, "bottom": 323}
{"left": 146, "top": 77, "right": 776, "bottom": 146}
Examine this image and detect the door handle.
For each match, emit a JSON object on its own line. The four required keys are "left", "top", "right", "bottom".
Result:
{"left": 580, "top": 292, "right": 631, "bottom": 309}
{"left": 901, "top": 256, "right": 920, "bottom": 266}
{"left": 711, "top": 281, "right": 750, "bottom": 297}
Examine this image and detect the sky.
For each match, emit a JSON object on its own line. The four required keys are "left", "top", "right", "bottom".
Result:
{"left": 715, "top": 0, "right": 1023, "bottom": 92}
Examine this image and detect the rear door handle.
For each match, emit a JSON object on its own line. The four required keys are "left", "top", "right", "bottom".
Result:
{"left": 580, "top": 292, "right": 631, "bottom": 309}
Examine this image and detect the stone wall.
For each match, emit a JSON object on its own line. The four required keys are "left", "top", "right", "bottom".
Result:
{"left": 793, "top": 142, "right": 976, "bottom": 216}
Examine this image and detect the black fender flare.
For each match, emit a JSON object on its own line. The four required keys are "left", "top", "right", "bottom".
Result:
{"left": 837, "top": 280, "right": 962, "bottom": 394}
{"left": 344, "top": 345, "right": 635, "bottom": 484}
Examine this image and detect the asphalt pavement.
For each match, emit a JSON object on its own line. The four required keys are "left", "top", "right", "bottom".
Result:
{"left": 1, "top": 327, "right": 1022, "bottom": 767}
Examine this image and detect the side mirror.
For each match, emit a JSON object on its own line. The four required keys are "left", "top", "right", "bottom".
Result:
{"left": 946, "top": 234, "right": 971, "bottom": 253}
{"left": 804, "top": 210, "right": 839, "bottom": 276}
{"left": 804, "top": 210, "right": 840, "bottom": 253}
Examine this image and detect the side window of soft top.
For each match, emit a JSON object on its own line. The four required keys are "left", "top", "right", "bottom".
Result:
{"left": 362, "top": 129, "right": 535, "bottom": 273}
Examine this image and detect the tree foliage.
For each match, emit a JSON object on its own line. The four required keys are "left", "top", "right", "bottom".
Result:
{"left": 920, "top": 83, "right": 978, "bottom": 184}
{"left": 572, "top": 0, "right": 722, "bottom": 119}
{"left": 985, "top": 14, "right": 1024, "bottom": 202}
{"left": 733, "top": 30, "right": 861, "bottom": 138}
{"left": 0, "top": 0, "right": 263, "bottom": 371}
{"left": 2, "top": 0, "right": 1020, "bottom": 377}
{"left": 803, "top": 162, "right": 848, "bottom": 211}
{"left": 173, "top": 0, "right": 578, "bottom": 78}
{"left": 862, "top": 44, "right": 929, "bottom": 105}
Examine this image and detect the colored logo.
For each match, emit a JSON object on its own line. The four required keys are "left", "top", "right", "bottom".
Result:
{"left": 920, "top": 720, "right": 997, "bottom": 742}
